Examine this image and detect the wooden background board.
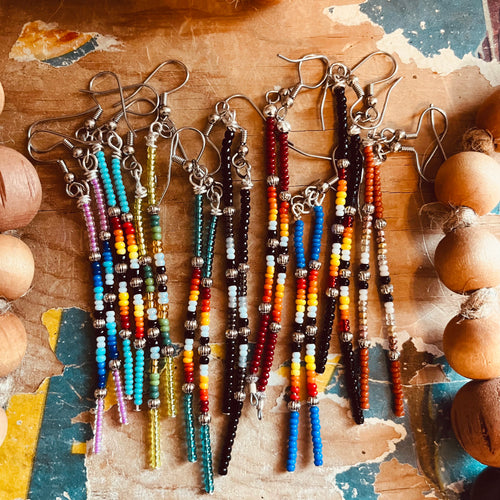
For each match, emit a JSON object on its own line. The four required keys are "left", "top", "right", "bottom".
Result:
{"left": 0, "top": 1, "right": 499, "bottom": 499}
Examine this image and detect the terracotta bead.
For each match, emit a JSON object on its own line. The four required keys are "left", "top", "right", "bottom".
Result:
{"left": 451, "top": 378, "right": 500, "bottom": 467}
{"left": 0, "top": 312, "right": 27, "bottom": 377}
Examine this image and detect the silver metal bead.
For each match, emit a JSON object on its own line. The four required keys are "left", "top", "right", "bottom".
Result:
{"left": 263, "top": 103, "right": 277, "bottom": 117}
{"left": 72, "top": 147, "right": 84, "bottom": 159}
{"left": 147, "top": 204, "right": 160, "bottom": 215}
{"left": 130, "top": 277, "right": 143, "bottom": 288}
{"left": 246, "top": 374, "right": 258, "bottom": 384}
{"left": 295, "top": 268, "right": 307, "bottom": 278}
{"left": 288, "top": 401, "right": 301, "bottom": 412}
{"left": 341, "top": 331, "right": 353, "bottom": 342}
{"left": 277, "top": 120, "right": 291, "bottom": 133}
{"left": 375, "top": 218, "right": 387, "bottom": 229}
{"left": 362, "top": 203, "right": 375, "bottom": 215}
{"left": 358, "top": 338, "right": 372, "bottom": 349}
{"left": 267, "top": 238, "right": 279, "bottom": 249}
{"left": 156, "top": 274, "right": 168, "bottom": 285}
{"left": 115, "top": 263, "right": 127, "bottom": 273}
{"left": 64, "top": 172, "right": 75, "bottom": 183}
{"left": 99, "top": 230, "right": 111, "bottom": 241}
{"left": 266, "top": 175, "right": 279, "bottom": 187}
{"left": 259, "top": 302, "right": 272, "bottom": 314}
{"left": 191, "top": 256, "right": 204, "bottom": 268}
{"left": 139, "top": 255, "right": 152, "bottom": 266}
{"left": 108, "top": 206, "right": 121, "bottom": 217}
{"left": 225, "top": 329, "right": 238, "bottom": 340}
{"left": 238, "top": 263, "right": 250, "bottom": 274}
{"left": 349, "top": 124, "right": 361, "bottom": 135}
{"left": 184, "top": 320, "right": 197, "bottom": 331}
{"left": 269, "top": 322, "right": 281, "bottom": 333}
{"left": 89, "top": 251, "right": 101, "bottom": 262}
{"left": 121, "top": 212, "right": 133, "bottom": 223}
{"left": 226, "top": 268, "right": 238, "bottom": 279}
{"left": 119, "top": 329, "right": 132, "bottom": 340}
{"left": 106, "top": 120, "right": 118, "bottom": 131}
{"left": 234, "top": 391, "right": 246, "bottom": 402}
{"left": 85, "top": 118, "right": 96, "bottom": 130}
{"left": 305, "top": 325, "right": 318, "bottom": 336}
{"left": 239, "top": 326, "right": 251, "bottom": 338}
{"left": 109, "top": 359, "right": 121, "bottom": 370}
{"left": 161, "top": 345, "right": 175, "bottom": 357}
{"left": 336, "top": 158, "right": 350, "bottom": 169}
{"left": 345, "top": 206, "right": 357, "bottom": 216}
{"left": 279, "top": 191, "right": 291, "bottom": 202}
{"left": 198, "top": 413, "right": 211, "bottom": 425}
{"left": 332, "top": 224, "right": 344, "bottom": 234}
{"left": 388, "top": 350, "right": 401, "bottom": 361}
{"left": 358, "top": 271, "right": 371, "bottom": 281}
{"left": 380, "top": 284, "right": 394, "bottom": 294}
{"left": 93, "top": 318, "right": 106, "bottom": 329}
{"left": 208, "top": 113, "right": 220, "bottom": 124}
{"left": 183, "top": 160, "right": 194, "bottom": 174}
{"left": 148, "top": 398, "right": 161, "bottom": 409}
{"left": 292, "top": 332, "right": 305, "bottom": 344}
{"left": 147, "top": 327, "right": 160, "bottom": 339}
{"left": 326, "top": 287, "right": 339, "bottom": 298}
{"left": 309, "top": 260, "right": 321, "bottom": 270}
{"left": 182, "top": 383, "right": 195, "bottom": 394}
{"left": 201, "top": 278, "right": 212, "bottom": 288}
{"left": 277, "top": 254, "right": 289, "bottom": 266}
{"left": 134, "top": 338, "right": 146, "bottom": 349}
{"left": 198, "top": 345, "right": 211, "bottom": 356}
{"left": 104, "top": 293, "right": 116, "bottom": 303}
{"left": 223, "top": 206, "right": 236, "bottom": 216}
{"left": 307, "top": 396, "right": 319, "bottom": 406}
{"left": 238, "top": 144, "right": 249, "bottom": 156}
{"left": 340, "top": 269, "right": 351, "bottom": 278}
{"left": 94, "top": 388, "right": 107, "bottom": 399}
{"left": 122, "top": 145, "right": 135, "bottom": 156}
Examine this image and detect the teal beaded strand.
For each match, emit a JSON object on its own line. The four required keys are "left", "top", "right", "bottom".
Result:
{"left": 200, "top": 423, "right": 215, "bottom": 494}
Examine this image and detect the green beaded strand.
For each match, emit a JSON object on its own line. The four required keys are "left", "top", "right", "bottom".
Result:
{"left": 183, "top": 393, "right": 197, "bottom": 462}
{"left": 200, "top": 424, "right": 214, "bottom": 494}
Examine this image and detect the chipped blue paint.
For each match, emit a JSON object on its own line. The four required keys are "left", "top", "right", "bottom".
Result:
{"left": 359, "top": 0, "right": 487, "bottom": 58}
{"left": 28, "top": 308, "right": 94, "bottom": 500}
{"left": 43, "top": 37, "right": 99, "bottom": 68}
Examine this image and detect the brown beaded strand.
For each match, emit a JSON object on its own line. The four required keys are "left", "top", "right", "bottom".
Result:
{"left": 372, "top": 159, "right": 404, "bottom": 417}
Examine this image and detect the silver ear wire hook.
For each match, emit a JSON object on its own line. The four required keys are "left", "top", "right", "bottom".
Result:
{"left": 28, "top": 128, "right": 99, "bottom": 157}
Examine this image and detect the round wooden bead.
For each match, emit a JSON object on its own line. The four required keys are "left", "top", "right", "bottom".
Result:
{"left": 443, "top": 311, "right": 500, "bottom": 379}
{"left": 0, "top": 82, "right": 4, "bottom": 115}
{"left": 0, "top": 234, "right": 35, "bottom": 300}
{"left": 0, "top": 408, "right": 7, "bottom": 447}
{"left": 476, "top": 88, "right": 500, "bottom": 151}
{"left": 0, "top": 145, "right": 42, "bottom": 231}
{"left": 434, "top": 225, "right": 500, "bottom": 293}
{"left": 471, "top": 467, "right": 500, "bottom": 500}
{"left": 452, "top": 378, "right": 500, "bottom": 467}
{"left": 0, "top": 312, "right": 27, "bottom": 377}
{"left": 434, "top": 151, "right": 500, "bottom": 216}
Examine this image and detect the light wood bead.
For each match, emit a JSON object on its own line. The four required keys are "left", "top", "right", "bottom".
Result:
{"left": 452, "top": 378, "right": 500, "bottom": 467}
{"left": 0, "top": 312, "right": 27, "bottom": 377}
{"left": 443, "top": 311, "right": 500, "bottom": 379}
{"left": 434, "top": 151, "right": 500, "bottom": 215}
{"left": 434, "top": 225, "right": 500, "bottom": 293}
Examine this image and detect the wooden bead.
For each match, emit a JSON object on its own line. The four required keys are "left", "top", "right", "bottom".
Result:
{"left": 434, "top": 151, "right": 500, "bottom": 215}
{"left": 0, "top": 408, "right": 7, "bottom": 447}
{"left": 471, "top": 467, "right": 500, "bottom": 500}
{"left": 0, "top": 81, "right": 4, "bottom": 115}
{"left": 476, "top": 88, "right": 500, "bottom": 151}
{"left": 434, "top": 225, "right": 500, "bottom": 293}
{"left": 0, "top": 145, "right": 42, "bottom": 231}
{"left": 0, "top": 234, "right": 35, "bottom": 300}
{"left": 443, "top": 311, "right": 500, "bottom": 379}
{"left": 451, "top": 378, "right": 500, "bottom": 467}
{"left": 0, "top": 312, "right": 27, "bottom": 377}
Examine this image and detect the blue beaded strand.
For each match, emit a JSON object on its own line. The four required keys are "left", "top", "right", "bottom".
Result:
{"left": 111, "top": 156, "right": 129, "bottom": 214}
{"left": 309, "top": 405, "right": 323, "bottom": 466}
{"left": 92, "top": 260, "right": 108, "bottom": 390}
{"left": 311, "top": 205, "right": 324, "bottom": 262}
{"left": 183, "top": 393, "right": 197, "bottom": 462}
{"left": 200, "top": 423, "right": 214, "bottom": 494}
{"left": 95, "top": 150, "right": 117, "bottom": 207}
{"left": 294, "top": 219, "right": 306, "bottom": 268}
{"left": 286, "top": 410, "right": 300, "bottom": 472}
{"left": 134, "top": 348, "right": 145, "bottom": 407}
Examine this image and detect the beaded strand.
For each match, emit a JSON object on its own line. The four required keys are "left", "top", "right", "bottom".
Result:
{"left": 372, "top": 157, "right": 404, "bottom": 417}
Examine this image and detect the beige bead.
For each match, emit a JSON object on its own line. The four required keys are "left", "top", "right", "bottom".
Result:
{"left": 452, "top": 378, "right": 500, "bottom": 467}
{"left": 0, "top": 234, "right": 35, "bottom": 300}
{"left": 0, "top": 408, "right": 7, "bottom": 447}
{"left": 434, "top": 151, "right": 500, "bottom": 215}
{"left": 443, "top": 311, "right": 500, "bottom": 379}
{"left": 434, "top": 226, "right": 500, "bottom": 293}
{"left": 0, "top": 145, "right": 42, "bottom": 231}
{"left": 0, "top": 312, "right": 27, "bottom": 377}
